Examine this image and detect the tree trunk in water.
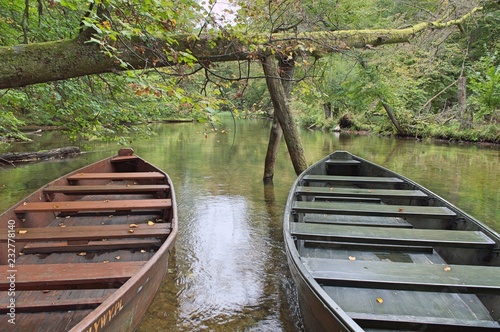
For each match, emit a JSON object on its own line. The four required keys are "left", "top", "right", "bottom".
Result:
{"left": 262, "top": 55, "right": 307, "bottom": 176}
{"left": 263, "top": 57, "right": 296, "bottom": 182}
{"left": 380, "top": 99, "right": 404, "bottom": 135}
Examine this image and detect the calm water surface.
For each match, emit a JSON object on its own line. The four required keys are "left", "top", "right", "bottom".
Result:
{"left": 1, "top": 119, "right": 498, "bottom": 331}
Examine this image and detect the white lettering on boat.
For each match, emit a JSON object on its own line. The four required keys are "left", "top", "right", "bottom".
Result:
{"left": 84, "top": 299, "right": 124, "bottom": 332}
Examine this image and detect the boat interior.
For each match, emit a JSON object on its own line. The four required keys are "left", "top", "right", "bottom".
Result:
{"left": 290, "top": 152, "right": 500, "bottom": 331}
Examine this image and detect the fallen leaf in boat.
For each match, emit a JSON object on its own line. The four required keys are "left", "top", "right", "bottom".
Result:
{"left": 140, "top": 250, "right": 147, "bottom": 253}
{"left": 104, "top": 200, "right": 110, "bottom": 203}
{"left": 444, "top": 266, "right": 452, "bottom": 272}
{"left": 78, "top": 252, "right": 86, "bottom": 256}
{"left": 398, "top": 208, "right": 404, "bottom": 212}
{"left": 376, "top": 298, "right": 384, "bottom": 303}
{"left": 59, "top": 223, "right": 65, "bottom": 227}
{"left": 329, "top": 188, "right": 334, "bottom": 191}
{"left": 23, "top": 202, "right": 28, "bottom": 206}
{"left": 109, "top": 215, "right": 113, "bottom": 218}
{"left": 148, "top": 221, "right": 155, "bottom": 226}
{"left": 156, "top": 219, "right": 163, "bottom": 222}
{"left": 18, "top": 230, "right": 28, "bottom": 234}
{"left": 43, "top": 290, "right": 50, "bottom": 293}
{"left": 115, "top": 256, "right": 121, "bottom": 260}
{"left": 103, "top": 260, "right": 109, "bottom": 263}
{"left": 66, "top": 216, "right": 71, "bottom": 219}
{"left": 53, "top": 205, "right": 59, "bottom": 208}
{"left": 19, "top": 253, "right": 24, "bottom": 256}
{"left": 348, "top": 256, "right": 356, "bottom": 261}
{"left": 128, "top": 229, "right": 135, "bottom": 233}
{"left": 126, "top": 184, "right": 131, "bottom": 187}
{"left": 129, "top": 224, "right": 138, "bottom": 228}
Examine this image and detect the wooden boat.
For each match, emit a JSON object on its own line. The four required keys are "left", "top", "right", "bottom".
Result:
{"left": 0, "top": 148, "right": 177, "bottom": 332}
{"left": 284, "top": 151, "right": 500, "bottom": 332}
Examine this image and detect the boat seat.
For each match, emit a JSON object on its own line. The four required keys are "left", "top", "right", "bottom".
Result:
{"left": 325, "top": 160, "right": 361, "bottom": 166}
{"left": 14, "top": 199, "right": 171, "bottom": 218}
{"left": 302, "top": 175, "right": 404, "bottom": 186}
{"left": 43, "top": 184, "right": 169, "bottom": 199}
{"left": 0, "top": 223, "right": 170, "bottom": 243}
{"left": 22, "top": 238, "right": 162, "bottom": 254}
{"left": 110, "top": 155, "right": 140, "bottom": 163}
{"left": 0, "top": 261, "right": 145, "bottom": 291}
{"left": 322, "top": 286, "right": 500, "bottom": 331}
{"left": 0, "top": 290, "right": 113, "bottom": 313}
{"left": 290, "top": 222, "right": 495, "bottom": 248}
{"left": 303, "top": 257, "right": 500, "bottom": 294}
{"left": 293, "top": 201, "right": 456, "bottom": 219}
{"left": 67, "top": 172, "right": 165, "bottom": 183}
{"left": 296, "top": 186, "right": 427, "bottom": 200}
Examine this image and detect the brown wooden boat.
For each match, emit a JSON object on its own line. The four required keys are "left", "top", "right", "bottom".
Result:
{"left": 0, "top": 148, "right": 177, "bottom": 332}
{"left": 284, "top": 151, "right": 500, "bottom": 331}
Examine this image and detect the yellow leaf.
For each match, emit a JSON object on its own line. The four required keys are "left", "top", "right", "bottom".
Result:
{"left": 140, "top": 250, "right": 147, "bottom": 253}
{"left": 129, "top": 223, "right": 138, "bottom": 228}
{"left": 444, "top": 266, "right": 452, "bottom": 272}
{"left": 376, "top": 298, "right": 384, "bottom": 303}
{"left": 348, "top": 256, "right": 356, "bottom": 261}
{"left": 128, "top": 229, "right": 135, "bottom": 233}
{"left": 147, "top": 221, "right": 155, "bottom": 226}
{"left": 78, "top": 252, "right": 86, "bottom": 256}
{"left": 19, "top": 230, "right": 28, "bottom": 234}
{"left": 115, "top": 256, "right": 121, "bottom": 260}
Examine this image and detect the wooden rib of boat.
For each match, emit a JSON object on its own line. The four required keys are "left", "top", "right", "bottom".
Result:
{"left": 284, "top": 151, "right": 500, "bottom": 332}
{"left": 0, "top": 148, "right": 178, "bottom": 332}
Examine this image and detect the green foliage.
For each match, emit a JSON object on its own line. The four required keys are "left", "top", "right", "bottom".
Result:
{"left": 468, "top": 50, "right": 500, "bottom": 122}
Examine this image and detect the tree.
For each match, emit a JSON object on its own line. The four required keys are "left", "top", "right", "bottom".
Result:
{"left": 0, "top": 1, "right": 488, "bottom": 176}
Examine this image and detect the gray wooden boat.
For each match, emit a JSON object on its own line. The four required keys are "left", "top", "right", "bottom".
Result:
{"left": 284, "top": 151, "right": 500, "bottom": 331}
{"left": 0, "top": 148, "right": 177, "bottom": 331}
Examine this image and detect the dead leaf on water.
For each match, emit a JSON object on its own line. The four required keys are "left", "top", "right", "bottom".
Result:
{"left": 376, "top": 298, "right": 384, "bottom": 303}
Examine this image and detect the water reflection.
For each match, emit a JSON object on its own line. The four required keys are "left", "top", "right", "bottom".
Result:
{"left": 0, "top": 119, "right": 498, "bottom": 331}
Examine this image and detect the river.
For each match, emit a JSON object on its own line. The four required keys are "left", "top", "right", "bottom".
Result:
{"left": 1, "top": 119, "right": 498, "bottom": 331}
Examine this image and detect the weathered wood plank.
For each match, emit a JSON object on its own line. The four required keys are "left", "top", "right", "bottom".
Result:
{"left": 293, "top": 201, "right": 456, "bottom": 219}
{"left": 0, "top": 261, "right": 145, "bottom": 291}
{"left": 67, "top": 172, "right": 165, "bottom": 181}
{"left": 302, "top": 175, "right": 404, "bottom": 185}
{"left": 22, "top": 238, "right": 162, "bottom": 254}
{"left": 14, "top": 199, "right": 171, "bottom": 215}
{"left": 296, "top": 186, "right": 427, "bottom": 199}
{"left": 290, "top": 222, "right": 495, "bottom": 248}
{"left": 0, "top": 223, "right": 170, "bottom": 242}
{"left": 43, "top": 184, "right": 169, "bottom": 195}
{"left": 303, "top": 257, "right": 500, "bottom": 294}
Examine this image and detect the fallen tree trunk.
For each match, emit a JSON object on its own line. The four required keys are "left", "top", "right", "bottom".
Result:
{"left": 0, "top": 146, "right": 81, "bottom": 165}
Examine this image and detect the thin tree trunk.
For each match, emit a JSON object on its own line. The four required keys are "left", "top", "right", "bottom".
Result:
{"left": 263, "top": 57, "right": 296, "bottom": 182}
{"left": 458, "top": 76, "right": 470, "bottom": 130}
{"left": 262, "top": 55, "right": 307, "bottom": 176}
{"left": 380, "top": 99, "right": 404, "bottom": 135}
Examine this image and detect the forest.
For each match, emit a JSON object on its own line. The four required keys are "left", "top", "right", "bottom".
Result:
{"left": 0, "top": 0, "right": 499, "bottom": 152}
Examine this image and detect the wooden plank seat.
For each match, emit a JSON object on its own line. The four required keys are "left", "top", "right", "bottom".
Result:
{"left": 296, "top": 186, "right": 427, "bottom": 200}
{"left": 14, "top": 199, "right": 171, "bottom": 217}
{"left": 22, "top": 238, "right": 162, "bottom": 254}
{"left": 302, "top": 175, "right": 404, "bottom": 185}
{"left": 324, "top": 287, "right": 500, "bottom": 331}
{"left": 0, "top": 261, "right": 145, "bottom": 291}
{"left": 43, "top": 184, "right": 170, "bottom": 196}
{"left": 325, "top": 160, "right": 361, "bottom": 166}
{"left": 0, "top": 290, "right": 113, "bottom": 313}
{"left": 293, "top": 201, "right": 456, "bottom": 219}
{"left": 110, "top": 155, "right": 140, "bottom": 163}
{"left": 290, "top": 222, "right": 496, "bottom": 248}
{"left": 67, "top": 172, "right": 165, "bottom": 182}
{"left": 303, "top": 257, "right": 500, "bottom": 294}
{"left": 0, "top": 223, "right": 170, "bottom": 243}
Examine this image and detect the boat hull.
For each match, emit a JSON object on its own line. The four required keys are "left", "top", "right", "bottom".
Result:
{"left": 284, "top": 151, "right": 500, "bottom": 332}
